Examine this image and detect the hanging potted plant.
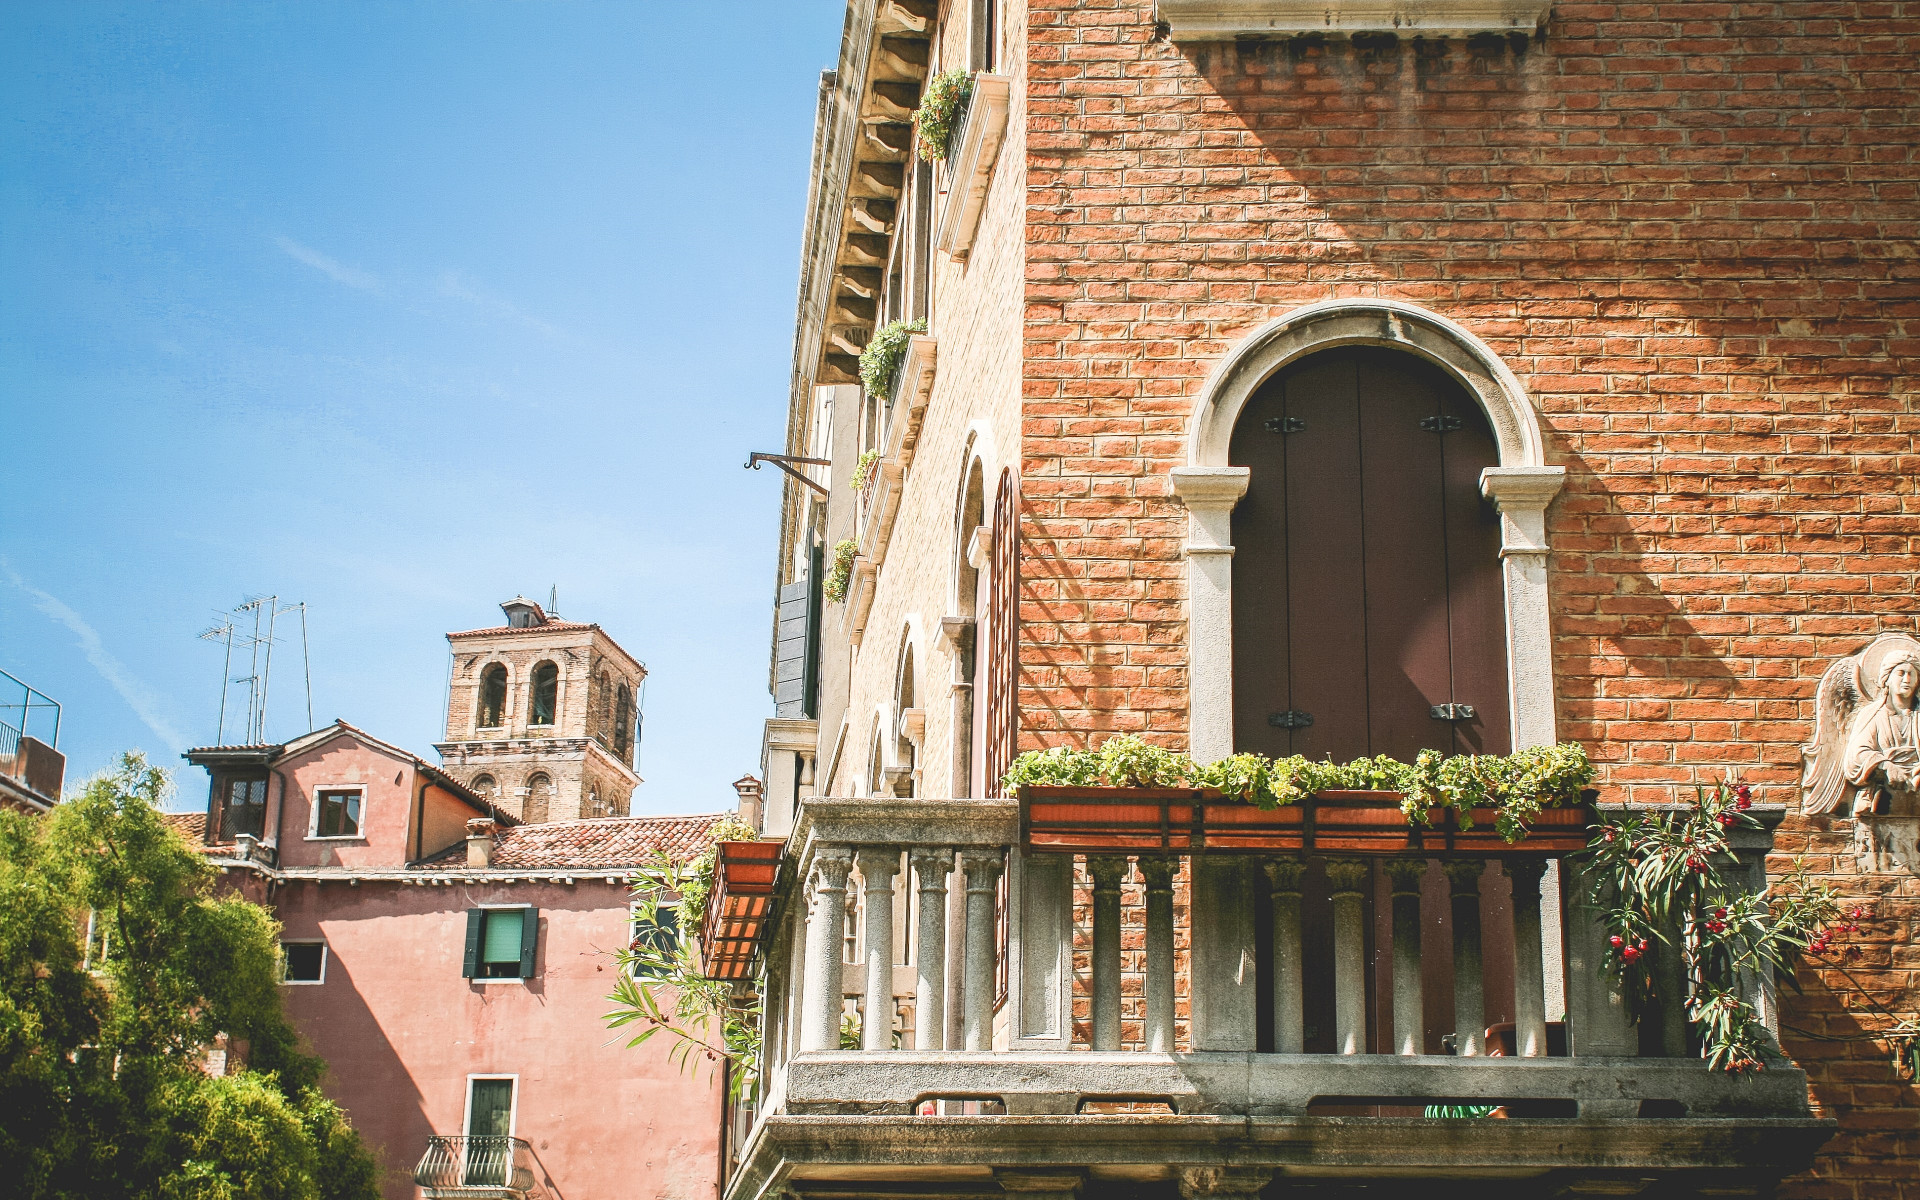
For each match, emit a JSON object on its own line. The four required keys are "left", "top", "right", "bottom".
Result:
{"left": 823, "top": 539, "right": 858, "bottom": 604}
{"left": 850, "top": 449, "right": 882, "bottom": 494}
{"left": 858, "top": 318, "right": 926, "bottom": 399}
{"left": 914, "top": 69, "right": 974, "bottom": 162}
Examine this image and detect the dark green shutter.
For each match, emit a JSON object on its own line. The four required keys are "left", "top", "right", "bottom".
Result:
{"left": 518, "top": 907, "right": 539, "bottom": 979}
{"left": 462, "top": 909, "right": 484, "bottom": 979}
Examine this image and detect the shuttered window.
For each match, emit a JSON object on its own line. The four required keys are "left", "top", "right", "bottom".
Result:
{"left": 462, "top": 908, "right": 539, "bottom": 980}
{"left": 1230, "top": 348, "right": 1509, "bottom": 763}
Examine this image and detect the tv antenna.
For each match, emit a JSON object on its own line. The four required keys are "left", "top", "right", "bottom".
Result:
{"left": 199, "top": 596, "right": 313, "bottom": 744}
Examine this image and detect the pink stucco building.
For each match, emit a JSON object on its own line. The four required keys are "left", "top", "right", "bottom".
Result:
{"left": 176, "top": 720, "right": 729, "bottom": 1200}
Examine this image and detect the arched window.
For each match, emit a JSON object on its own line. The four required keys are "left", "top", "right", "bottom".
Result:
{"left": 591, "top": 669, "right": 613, "bottom": 747}
{"left": 471, "top": 773, "right": 497, "bottom": 802}
{"left": 613, "top": 684, "right": 633, "bottom": 762}
{"left": 865, "top": 717, "right": 885, "bottom": 798}
{"left": 1229, "top": 347, "right": 1509, "bottom": 761}
{"left": 528, "top": 662, "right": 558, "bottom": 726}
{"left": 894, "top": 640, "right": 917, "bottom": 798}
{"left": 478, "top": 665, "right": 508, "bottom": 729}
{"left": 523, "top": 773, "right": 552, "bottom": 824}
{"left": 956, "top": 454, "right": 987, "bottom": 798}
{"left": 981, "top": 469, "right": 1018, "bottom": 797}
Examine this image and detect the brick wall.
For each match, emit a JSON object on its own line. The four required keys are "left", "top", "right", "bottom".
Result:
{"left": 1020, "top": 2, "right": 1918, "bottom": 1191}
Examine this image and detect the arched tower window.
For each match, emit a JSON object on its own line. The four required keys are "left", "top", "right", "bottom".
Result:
{"left": 1229, "top": 347, "right": 1509, "bottom": 762}
{"left": 478, "top": 665, "right": 508, "bottom": 729}
{"left": 591, "top": 669, "right": 612, "bottom": 747}
{"left": 523, "top": 773, "right": 552, "bottom": 824}
{"left": 529, "top": 661, "right": 558, "bottom": 726}
{"left": 471, "top": 773, "right": 498, "bottom": 802}
{"left": 613, "top": 684, "right": 633, "bottom": 762}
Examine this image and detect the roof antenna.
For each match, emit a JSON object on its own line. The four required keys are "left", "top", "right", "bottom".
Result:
{"left": 547, "top": 584, "right": 560, "bottom": 619}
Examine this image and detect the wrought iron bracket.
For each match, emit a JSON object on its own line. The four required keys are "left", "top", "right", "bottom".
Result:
{"left": 745, "top": 452, "right": 831, "bottom": 498}
{"left": 1269, "top": 709, "right": 1314, "bottom": 729}
{"left": 1420, "top": 415, "right": 1465, "bottom": 433}
{"left": 1265, "top": 416, "right": 1306, "bottom": 435}
{"left": 1430, "top": 703, "right": 1477, "bottom": 721}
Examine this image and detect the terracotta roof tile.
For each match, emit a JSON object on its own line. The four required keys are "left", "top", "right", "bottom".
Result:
{"left": 412, "top": 813, "right": 730, "bottom": 871}
{"left": 446, "top": 622, "right": 601, "bottom": 638}
{"left": 161, "top": 811, "right": 235, "bottom": 854}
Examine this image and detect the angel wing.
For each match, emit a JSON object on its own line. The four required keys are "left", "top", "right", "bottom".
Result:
{"left": 1802, "top": 652, "right": 1862, "bottom": 814}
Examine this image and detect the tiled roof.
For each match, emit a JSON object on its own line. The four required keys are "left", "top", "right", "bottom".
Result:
{"left": 160, "top": 811, "right": 234, "bottom": 852}
{"left": 413, "top": 813, "right": 731, "bottom": 871}
{"left": 446, "top": 622, "right": 600, "bottom": 638}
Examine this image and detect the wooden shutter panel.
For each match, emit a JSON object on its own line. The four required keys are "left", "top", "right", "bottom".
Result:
{"left": 462, "top": 909, "right": 484, "bottom": 979}
{"left": 518, "top": 907, "right": 539, "bottom": 979}
{"left": 773, "top": 579, "right": 812, "bottom": 717}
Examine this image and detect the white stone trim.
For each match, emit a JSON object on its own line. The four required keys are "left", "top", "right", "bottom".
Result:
{"left": 1157, "top": 0, "right": 1552, "bottom": 38}
{"left": 1177, "top": 298, "right": 1560, "bottom": 759}
{"left": 935, "top": 73, "right": 1012, "bottom": 260}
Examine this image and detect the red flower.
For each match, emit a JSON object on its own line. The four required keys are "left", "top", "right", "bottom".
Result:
{"left": 1610, "top": 935, "right": 1624, "bottom": 947}
{"left": 1735, "top": 784, "right": 1753, "bottom": 810}
{"left": 1622, "top": 946, "right": 1642, "bottom": 963}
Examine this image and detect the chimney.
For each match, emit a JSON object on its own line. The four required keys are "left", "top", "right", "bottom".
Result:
{"left": 731, "top": 774, "right": 764, "bottom": 833}
{"left": 466, "top": 817, "right": 497, "bottom": 867}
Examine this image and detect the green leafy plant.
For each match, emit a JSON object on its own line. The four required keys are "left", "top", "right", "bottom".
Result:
{"left": 914, "top": 69, "right": 974, "bottom": 162}
{"left": 1002, "top": 735, "right": 1594, "bottom": 843}
{"left": 606, "top": 815, "right": 762, "bottom": 1102}
{"left": 1583, "top": 780, "right": 1918, "bottom": 1076}
{"left": 823, "top": 538, "right": 858, "bottom": 604}
{"left": 858, "top": 318, "right": 926, "bottom": 398}
{"left": 850, "top": 449, "right": 882, "bottom": 493}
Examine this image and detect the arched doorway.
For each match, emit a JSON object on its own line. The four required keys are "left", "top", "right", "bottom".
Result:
{"left": 1229, "top": 346, "right": 1510, "bottom": 762}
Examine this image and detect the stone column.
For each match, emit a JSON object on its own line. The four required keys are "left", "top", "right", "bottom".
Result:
{"left": 960, "top": 849, "right": 1005, "bottom": 1051}
{"left": 1479, "top": 466, "right": 1566, "bottom": 753}
{"left": 1327, "top": 858, "right": 1370, "bottom": 1056}
{"left": 1089, "top": 856, "right": 1127, "bottom": 1051}
{"left": 1386, "top": 858, "right": 1426, "bottom": 1056}
{"left": 1169, "top": 467, "right": 1251, "bottom": 763}
{"left": 910, "top": 847, "right": 953, "bottom": 1051}
{"left": 1178, "top": 1166, "right": 1276, "bottom": 1200}
{"left": 1563, "top": 855, "right": 1635, "bottom": 1057}
{"left": 1265, "top": 857, "right": 1306, "bottom": 1054}
{"left": 1190, "top": 857, "right": 1259, "bottom": 1051}
{"left": 1140, "top": 857, "right": 1177, "bottom": 1053}
{"left": 799, "top": 848, "right": 855, "bottom": 1052}
{"left": 1444, "top": 859, "right": 1487, "bottom": 1057}
{"left": 855, "top": 849, "right": 899, "bottom": 1051}
{"left": 1654, "top": 920, "right": 1691, "bottom": 1058}
{"left": 1508, "top": 858, "right": 1550, "bottom": 1058}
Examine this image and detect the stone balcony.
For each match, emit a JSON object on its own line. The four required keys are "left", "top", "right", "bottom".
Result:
{"left": 729, "top": 797, "right": 1834, "bottom": 1200}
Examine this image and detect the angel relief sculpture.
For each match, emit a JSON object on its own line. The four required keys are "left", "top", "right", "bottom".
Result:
{"left": 1804, "top": 633, "right": 1920, "bottom": 817}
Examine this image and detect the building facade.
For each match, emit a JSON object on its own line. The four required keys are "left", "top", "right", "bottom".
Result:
{"left": 438, "top": 597, "right": 647, "bottom": 822}
{"left": 178, "top": 720, "right": 730, "bottom": 1200}
{"left": 744, "top": 2, "right": 1917, "bottom": 1198}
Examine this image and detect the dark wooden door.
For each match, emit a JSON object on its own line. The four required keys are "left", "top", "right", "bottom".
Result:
{"left": 1230, "top": 348, "right": 1508, "bottom": 762}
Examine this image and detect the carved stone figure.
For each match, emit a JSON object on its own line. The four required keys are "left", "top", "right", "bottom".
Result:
{"left": 1804, "top": 633, "right": 1920, "bottom": 816}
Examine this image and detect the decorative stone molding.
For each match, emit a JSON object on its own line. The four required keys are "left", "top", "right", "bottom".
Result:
{"left": 1855, "top": 817, "right": 1920, "bottom": 874}
{"left": 936, "top": 73, "right": 1012, "bottom": 260}
{"left": 1177, "top": 1166, "right": 1277, "bottom": 1200}
{"left": 1158, "top": 0, "right": 1552, "bottom": 38}
{"left": 1169, "top": 466, "right": 1251, "bottom": 763}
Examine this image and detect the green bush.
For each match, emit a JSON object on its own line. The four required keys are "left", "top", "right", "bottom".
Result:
{"left": 823, "top": 539, "right": 858, "bottom": 604}
{"left": 857, "top": 318, "right": 926, "bottom": 398}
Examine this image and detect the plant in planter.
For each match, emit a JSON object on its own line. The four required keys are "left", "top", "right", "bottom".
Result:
{"left": 1583, "top": 781, "right": 1917, "bottom": 1075}
{"left": 850, "top": 449, "right": 882, "bottom": 493}
{"left": 858, "top": 318, "right": 926, "bottom": 398}
{"left": 823, "top": 538, "right": 857, "bottom": 604}
{"left": 914, "top": 69, "right": 974, "bottom": 162}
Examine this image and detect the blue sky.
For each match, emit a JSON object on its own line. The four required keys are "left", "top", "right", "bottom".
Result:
{"left": 1, "top": 2, "right": 842, "bottom": 814}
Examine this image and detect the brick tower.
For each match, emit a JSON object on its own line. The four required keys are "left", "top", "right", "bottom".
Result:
{"left": 435, "top": 596, "right": 645, "bottom": 821}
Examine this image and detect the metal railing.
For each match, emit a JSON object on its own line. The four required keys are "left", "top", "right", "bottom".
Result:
{"left": 413, "top": 1136, "right": 538, "bottom": 1195}
{"left": 0, "top": 668, "right": 60, "bottom": 750}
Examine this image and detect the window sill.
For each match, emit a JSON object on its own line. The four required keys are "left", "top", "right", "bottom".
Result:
{"left": 934, "top": 73, "right": 1010, "bottom": 260}
{"left": 473, "top": 976, "right": 532, "bottom": 985}
{"left": 1157, "top": 0, "right": 1551, "bottom": 38}
{"left": 280, "top": 979, "right": 326, "bottom": 986}
{"left": 306, "top": 835, "right": 367, "bottom": 843}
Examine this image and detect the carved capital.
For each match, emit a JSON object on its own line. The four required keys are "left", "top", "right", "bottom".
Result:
{"left": 1443, "top": 858, "right": 1487, "bottom": 896}
{"left": 1384, "top": 856, "right": 1427, "bottom": 895}
{"left": 855, "top": 846, "right": 900, "bottom": 893}
{"left": 908, "top": 847, "right": 954, "bottom": 889}
{"left": 807, "top": 847, "right": 854, "bottom": 901}
{"left": 1325, "top": 857, "right": 1370, "bottom": 896}
{"left": 1264, "top": 855, "right": 1306, "bottom": 893}
{"left": 1178, "top": 1166, "right": 1276, "bottom": 1200}
{"left": 1139, "top": 856, "right": 1178, "bottom": 892}
{"left": 995, "top": 1169, "right": 1084, "bottom": 1197}
{"left": 1506, "top": 856, "right": 1549, "bottom": 891}
{"left": 1088, "top": 856, "right": 1129, "bottom": 892}
{"left": 959, "top": 848, "right": 1005, "bottom": 892}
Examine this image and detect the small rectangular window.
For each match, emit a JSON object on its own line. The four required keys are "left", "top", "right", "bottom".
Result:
{"left": 217, "top": 775, "right": 269, "bottom": 842}
{"left": 628, "top": 903, "right": 679, "bottom": 980}
{"left": 464, "top": 908, "right": 537, "bottom": 981}
{"left": 313, "top": 788, "right": 363, "bottom": 838}
{"left": 282, "top": 941, "right": 327, "bottom": 984}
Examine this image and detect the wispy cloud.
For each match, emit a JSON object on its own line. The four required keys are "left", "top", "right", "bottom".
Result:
{"left": 436, "top": 270, "right": 571, "bottom": 341}
{"left": 274, "top": 235, "right": 380, "bottom": 290}
{"left": 1, "top": 564, "right": 188, "bottom": 754}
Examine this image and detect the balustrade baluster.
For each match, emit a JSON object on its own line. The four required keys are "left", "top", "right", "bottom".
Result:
{"left": 1089, "top": 856, "right": 1126, "bottom": 1051}
{"left": 1386, "top": 858, "right": 1426, "bottom": 1056}
{"left": 1265, "top": 858, "right": 1306, "bottom": 1054}
{"left": 1444, "top": 860, "right": 1487, "bottom": 1057}
{"left": 910, "top": 847, "right": 952, "bottom": 1051}
{"left": 1326, "top": 858, "right": 1370, "bottom": 1056}
{"left": 800, "top": 848, "right": 855, "bottom": 1052}
{"left": 1508, "top": 858, "right": 1550, "bottom": 1058}
{"left": 856, "top": 849, "right": 899, "bottom": 1051}
{"left": 1141, "top": 857, "right": 1176, "bottom": 1053}
{"left": 960, "top": 849, "right": 1004, "bottom": 1051}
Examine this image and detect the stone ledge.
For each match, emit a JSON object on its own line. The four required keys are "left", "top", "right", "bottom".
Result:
{"left": 1157, "top": 0, "right": 1552, "bottom": 38}
{"left": 935, "top": 73, "right": 1011, "bottom": 260}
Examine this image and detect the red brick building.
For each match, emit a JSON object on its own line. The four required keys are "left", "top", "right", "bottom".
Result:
{"left": 745, "top": 2, "right": 1917, "bottom": 1198}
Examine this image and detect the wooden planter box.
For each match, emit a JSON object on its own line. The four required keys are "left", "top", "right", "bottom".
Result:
{"left": 699, "top": 839, "right": 784, "bottom": 981}
{"left": 1019, "top": 787, "right": 1597, "bottom": 857}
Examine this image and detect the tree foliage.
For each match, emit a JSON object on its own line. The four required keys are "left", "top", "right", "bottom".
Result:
{"left": 0, "top": 754, "right": 381, "bottom": 1200}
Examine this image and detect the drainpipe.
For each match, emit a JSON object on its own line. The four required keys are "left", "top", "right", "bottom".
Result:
{"left": 411, "top": 776, "right": 428, "bottom": 862}
{"left": 268, "top": 764, "right": 291, "bottom": 862}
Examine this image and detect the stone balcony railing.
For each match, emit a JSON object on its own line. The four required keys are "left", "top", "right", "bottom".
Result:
{"left": 730, "top": 796, "right": 1835, "bottom": 1200}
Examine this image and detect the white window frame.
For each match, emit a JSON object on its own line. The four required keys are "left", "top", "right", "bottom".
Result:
{"left": 473, "top": 903, "right": 535, "bottom": 986}
{"left": 461, "top": 1073, "right": 519, "bottom": 1139}
{"left": 307, "top": 785, "right": 367, "bottom": 841}
{"left": 280, "top": 939, "right": 328, "bottom": 985}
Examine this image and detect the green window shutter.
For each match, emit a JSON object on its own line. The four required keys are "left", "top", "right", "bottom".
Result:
{"left": 518, "top": 907, "right": 539, "bottom": 979}
{"left": 462, "top": 909, "right": 484, "bottom": 979}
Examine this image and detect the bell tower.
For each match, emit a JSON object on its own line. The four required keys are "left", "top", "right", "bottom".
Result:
{"left": 435, "top": 596, "right": 646, "bottom": 821}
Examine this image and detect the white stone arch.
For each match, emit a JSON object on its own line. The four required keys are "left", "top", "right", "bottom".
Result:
{"left": 1171, "top": 298, "right": 1566, "bottom": 761}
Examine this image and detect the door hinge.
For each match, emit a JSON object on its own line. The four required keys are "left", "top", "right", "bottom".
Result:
{"left": 1419, "top": 415, "right": 1464, "bottom": 433}
{"left": 1430, "top": 703, "right": 1477, "bottom": 721}
{"left": 1265, "top": 416, "right": 1306, "bottom": 435}
{"left": 1269, "top": 709, "right": 1315, "bottom": 729}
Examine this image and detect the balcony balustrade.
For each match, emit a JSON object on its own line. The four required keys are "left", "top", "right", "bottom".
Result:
{"left": 731, "top": 795, "right": 1833, "bottom": 1200}
{"left": 413, "top": 1136, "right": 543, "bottom": 1199}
